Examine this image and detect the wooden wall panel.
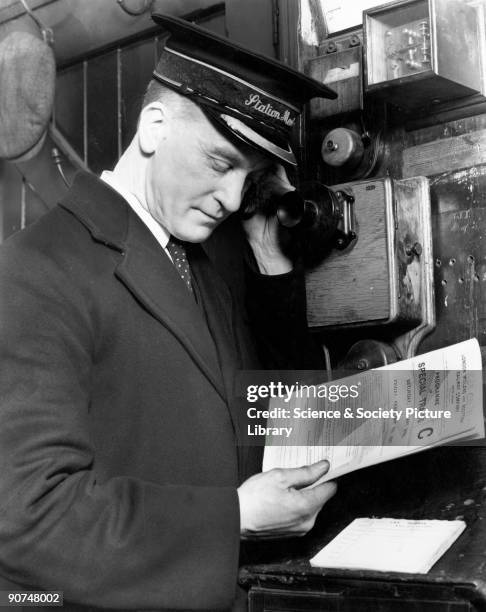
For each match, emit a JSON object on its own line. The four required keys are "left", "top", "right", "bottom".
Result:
{"left": 55, "top": 64, "right": 85, "bottom": 163}
{"left": 86, "top": 51, "right": 118, "bottom": 174}
{"left": 121, "top": 38, "right": 158, "bottom": 151}
{"left": 420, "top": 166, "right": 486, "bottom": 352}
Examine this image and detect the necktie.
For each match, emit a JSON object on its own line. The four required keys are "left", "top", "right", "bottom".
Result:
{"left": 166, "top": 237, "right": 194, "bottom": 296}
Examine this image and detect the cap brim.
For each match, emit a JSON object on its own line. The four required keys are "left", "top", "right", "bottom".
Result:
{"left": 202, "top": 107, "right": 298, "bottom": 166}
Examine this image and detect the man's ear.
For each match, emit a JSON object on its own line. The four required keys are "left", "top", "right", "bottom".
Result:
{"left": 138, "top": 101, "right": 168, "bottom": 155}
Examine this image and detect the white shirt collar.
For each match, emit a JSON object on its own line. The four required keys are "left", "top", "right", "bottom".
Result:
{"left": 100, "top": 170, "right": 170, "bottom": 251}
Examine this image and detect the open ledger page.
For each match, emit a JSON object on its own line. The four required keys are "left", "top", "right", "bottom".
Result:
{"left": 263, "top": 339, "right": 484, "bottom": 482}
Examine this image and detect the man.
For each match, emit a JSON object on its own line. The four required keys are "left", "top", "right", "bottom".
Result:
{"left": 0, "top": 14, "right": 337, "bottom": 611}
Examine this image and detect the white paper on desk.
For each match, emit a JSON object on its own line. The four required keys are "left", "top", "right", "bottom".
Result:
{"left": 263, "top": 338, "right": 484, "bottom": 483}
{"left": 310, "top": 518, "right": 466, "bottom": 574}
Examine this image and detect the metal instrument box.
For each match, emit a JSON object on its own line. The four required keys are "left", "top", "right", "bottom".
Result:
{"left": 363, "top": 0, "right": 485, "bottom": 109}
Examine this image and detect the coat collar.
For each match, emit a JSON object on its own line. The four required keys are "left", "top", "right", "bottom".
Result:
{"left": 59, "top": 171, "right": 128, "bottom": 252}
{"left": 59, "top": 172, "right": 229, "bottom": 403}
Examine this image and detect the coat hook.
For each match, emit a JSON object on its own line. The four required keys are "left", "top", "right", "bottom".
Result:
{"left": 18, "top": 0, "right": 54, "bottom": 45}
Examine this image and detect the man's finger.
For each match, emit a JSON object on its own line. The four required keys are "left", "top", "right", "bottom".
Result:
{"left": 301, "top": 480, "right": 338, "bottom": 508}
{"left": 281, "top": 460, "right": 330, "bottom": 489}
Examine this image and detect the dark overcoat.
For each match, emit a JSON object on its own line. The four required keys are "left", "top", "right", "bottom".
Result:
{"left": 0, "top": 172, "right": 261, "bottom": 611}
{"left": 0, "top": 173, "right": 317, "bottom": 611}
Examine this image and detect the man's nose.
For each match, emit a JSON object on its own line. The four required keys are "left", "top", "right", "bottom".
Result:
{"left": 217, "top": 172, "right": 247, "bottom": 213}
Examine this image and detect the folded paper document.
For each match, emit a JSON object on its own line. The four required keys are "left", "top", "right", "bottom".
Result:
{"left": 263, "top": 339, "right": 484, "bottom": 481}
{"left": 310, "top": 517, "right": 466, "bottom": 574}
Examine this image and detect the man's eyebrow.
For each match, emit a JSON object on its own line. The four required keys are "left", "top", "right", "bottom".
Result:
{"left": 205, "top": 145, "right": 243, "bottom": 165}
{"left": 201, "top": 141, "right": 272, "bottom": 172}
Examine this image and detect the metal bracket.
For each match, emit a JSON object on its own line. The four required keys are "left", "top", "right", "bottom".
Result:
{"left": 333, "top": 188, "right": 357, "bottom": 250}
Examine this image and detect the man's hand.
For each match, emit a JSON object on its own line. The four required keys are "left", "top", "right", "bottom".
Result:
{"left": 237, "top": 460, "right": 337, "bottom": 539}
{"left": 242, "top": 165, "right": 296, "bottom": 275}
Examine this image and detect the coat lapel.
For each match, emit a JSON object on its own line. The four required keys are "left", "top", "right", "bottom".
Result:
{"left": 59, "top": 173, "right": 227, "bottom": 402}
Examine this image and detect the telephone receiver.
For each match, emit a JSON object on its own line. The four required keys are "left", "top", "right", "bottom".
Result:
{"left": 242, "top": 180, "right": 357, "bottom": 267}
